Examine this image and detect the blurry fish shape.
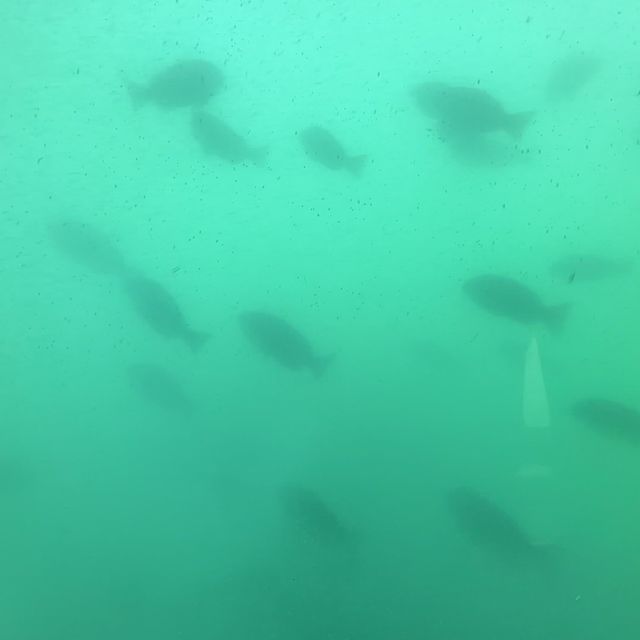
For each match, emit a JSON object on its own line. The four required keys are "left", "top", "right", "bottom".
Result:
{"left": 122, "top": 272, "right": 209, "bottom": 352}
{"left": 48, "top": 218, "right": 129, "bottom": 276}
{"left": 191, "top": 111, "right": 268, "bottom": 166}
{"left": 410, "top": 339, "right": 458, "bottom": 372}
{"left": 281, "top": 486, "right": 353, "bottom": 546}
{"left": 447, "top": 487, "right": 550, "bottom": 562}
{"left": 127, "top": 363, "right": 194, "bottom": 416}
{"left": 299, "top": 126, "right": 366, "bottom": 176}
{"left": 546, "top": 53, "right": 601, "bottom": 102}
{"left": 125, "top": 59, "right": 224, "bottom": 109}
{"left": 572, "top": 398, "right": 640, "bottom": 444}
{"left": 463, "top": 274, "right": 569, "bottom": 332}
{"left": 550, "top": 254, "right": 632, "bottom": 283}
{"left": 239, "top": 311, "right": 333, "bottom": 377}
{"left": 412, "top": 81, "right": 534, "bottom": 140}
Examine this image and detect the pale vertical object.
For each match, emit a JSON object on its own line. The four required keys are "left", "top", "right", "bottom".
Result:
{"left": 523, "top": 335, "right": 550, "bottom": 429}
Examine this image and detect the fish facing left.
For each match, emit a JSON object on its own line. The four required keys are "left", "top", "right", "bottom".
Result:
{"left": 191, "top": 111, "right": 268, "bottom": 166}
{"left": 463, "top": 274, "right": 569, "bottom": 332}
{"left": 125, "top": 59, "right": 224, "bottom": 109}
{"left": 121, "top": 272, "right": 209, "bottom": 353}
{"left": 127, "top": 363, "right": 195, "bottom": 417}
{"left": 572, "top": 398, "right": 640, "bottom": 445}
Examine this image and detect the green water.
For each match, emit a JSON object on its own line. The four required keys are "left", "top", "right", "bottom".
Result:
{"left": 2, "top": 2, "right": 640, "bottom": 638}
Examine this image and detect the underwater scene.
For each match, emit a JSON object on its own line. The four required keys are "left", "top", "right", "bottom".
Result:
{"left": 2, "top": 1, "right": 639, "bottom": 638}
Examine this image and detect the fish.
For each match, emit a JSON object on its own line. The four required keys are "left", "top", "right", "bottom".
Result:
{"left": 281, "top": 486, "right": 352, "bottom": 546}
{"left": 239, "top": 311, "right": 333, "bottom": 377}
{"left": 412, "top": 82, "right": 534, "bottom": 140}
{"left": 463, "top": 274, "right": 569, "bottom": 332}
{"left": 546, "top": 53, "right": 601, "bottom": 102}
{"left": 122, "top": 273, "right": 209, "bottom": 352}
{"left": 191, "top": 111, "right": 268, "bottom": 166}
{"left": 447, "top": 487, "right": 549, "bottom": 562}
{"left": 48, "top": 218, "right": 129, "bottom": 276}
{"left": 299, "top": 126, "right": 366, "bottom": 176}
{"left": 125, "top": 59, "right": 224, "bottom": 109}
{"left": 572, "top": 398, "right": 640, "bottom": 444}
{"left": 127, "top": 363, "right": 194, "bottom": 416}
{"left": 550, "top": 254, "right": 632, "bottom": 283}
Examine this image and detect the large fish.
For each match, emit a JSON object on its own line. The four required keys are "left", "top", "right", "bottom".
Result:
{"left": 127, "top": 363, "right": 194, "bottom": 416}
{"left": 447, "top": 487, "right": 548, "bottom": 562}
{"left": 191, "top": 111, "right": 267, "bottom": 166}
{"left": 299, "top": 126, "right": 366, "bottom": 176}
{"left": 125, "top": 59, "right": 224, "bottom": 109}
{"left": 550, "top": 254, "right": 632, "bottom": 283}
{"left": 48, "top": 218, "right": 129, "bottom": 276}
{"left": 412, "top": 82, "right": 533, "bottom": 140}
{"left": 572, "top": 398, "right": 640, "bottom": 444}
{"left": 239, "top": 311, "right": 333, "bottom": 377}
{"left": 122, "top": 273, "right": 209, "bottom": 352}
{"left": 463, "top": 274, "right": 569, "bottom": 332}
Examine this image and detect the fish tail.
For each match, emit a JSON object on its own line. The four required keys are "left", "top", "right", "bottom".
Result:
{"left": 545, "top": 303, "right": 570, "bottom": 334}
{"left": 506, "top": 111, "right": 534, "bottom": 139}
{"left": 250, "top": 145, "right": 269, "bottom": 167}
{"left": 311, "top": 354, "right": 335, "bottom": 378}
{"left": 125, "top": 79, "right": 147, "bottom": 108}
{"left": 185, "top": 329, "right": 210, "bottom": 353}
{"left": 345, "top": 154, "right": 367, "bottom": 177}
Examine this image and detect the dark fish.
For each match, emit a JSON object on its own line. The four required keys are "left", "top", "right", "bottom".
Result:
{"left": 463, "top": 274, "right": 569, "bottom": 332}
{"left": 122, "top": 273, "right": 209, "bottom": 352}
{"left": 550, "top": 254, "right": 632, "bottom": 283}
{"left": 546, "top": 53, "right": 601, "bottom": 102}
{"left": 125, "top": 59, "right": 224, "bottom": 109}
{"left": 239, "top": 311, "right": 333, "bottom": 377}
{"left": 48, "top": 218, "right": 129, "bottom": 275}
{"left": 412, "top": 82, "right": 533, "bottom": 140}
{"left": 127, "top": 363, "right": 194, "bottom": 416}
{"left": 191, "top": 111, "right": 268, "bottom": 166}
{"left": 572, "top": 398, "right": 640, "bottom": 444}
{"left": 281, "top": 486, "right": 351, "bottom": 546}
{"left": 447, "top": 488, "right": 545, "bottom": 562}
{"left": 299, "top": 126, "right": 366, "bottom": 176}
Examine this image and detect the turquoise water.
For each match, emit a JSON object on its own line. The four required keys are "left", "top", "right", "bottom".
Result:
{"left": 2, "top": 2, "right": 640, "bottom": 638}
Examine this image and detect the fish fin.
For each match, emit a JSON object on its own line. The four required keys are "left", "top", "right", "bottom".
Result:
{"left": 506, "top": 111, "right": 534, "bottom": 139}
{"left": 311, "top": 354, "right": 335, "bottom": 378}
{"left": 125, "top": 80, "right": 147, "bottom": 108}
{"left": 546, "top": 303, "right": 570, "bottom": 334}
{"left": 250, "top": 146, "right": 269, "bottom": 167}
{"left": 345, "top": 154, "right": 367, "bottom": 177}
{"left": 185, "top": 329, "right": 210, "bottom": 353}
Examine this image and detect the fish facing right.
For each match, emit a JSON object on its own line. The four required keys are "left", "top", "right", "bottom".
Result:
{"left": 239, "top": 311, "right": 333, "bottom": 377}
{"left": 299, "top": 126, "right": 367, "bottom": 176}
{"left": 572, "top": 398, "right": 640, "bottom": 444}
{"left": 463, "top": 274, "right": 569, "bottom": 332}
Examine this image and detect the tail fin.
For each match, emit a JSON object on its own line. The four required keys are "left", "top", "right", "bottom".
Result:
{"left": 506, "top": 111, "right": 534, "bottom": 140}
{"left": 545, "top": 303, "right": 570, "bottom": 334}
{"left": 250, "top": 146, "right": 269, "bottom": 167}
{"left": 345, "top": 154, "right": 367, "bottom": 177}
{"left": 125, "top": 80, "right": 147, "bottom": 109}
{"left": 310, "top": 354, "right": 334, "bottom": 378}
{"left": 185, "top": 329, "right": 210, "bottom": 353}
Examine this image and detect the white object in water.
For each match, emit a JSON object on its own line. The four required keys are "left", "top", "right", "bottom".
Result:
{"left": 523, "top": 335, "right": 550, "bottom": 428}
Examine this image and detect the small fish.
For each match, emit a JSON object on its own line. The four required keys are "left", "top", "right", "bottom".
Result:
{"left": 122, "top": 273, "right": 209, "bottom": 352}
{"left": 299, "top": 126, "right": 366, "bottom": 176}
{"left": 572, "top": 398, "right": 640, "bottom": 444}
{"left": 281, "top": 486, "right": 352, "bottom": 546}
{"left": 191, "top": 111, "right": 268, "bottom": 166}
{"left": 447, "top": 487, "right": 549, "bottom": 562}
{"left": 125, "top": 59, "right": 224, "bottom": 109}
{"left": 127, "top": 363, "right": 194, "bottom": 416}
{"left": 546, "top": 53, "right": 601, "bottom": 102}
{"left": 239, "top": 311, "right": 333, "bottom": 377}
{"left": 48, "top": 218, "right": 129, "bottom": 276}
{"left": 463, "top": 274, "right": 569, "bottom": 332}
{"left": 412, "top": 82, "right": 534, "bottom": 140}
{"left": 550, "top": 254, "right": 632, "bottom": 283}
